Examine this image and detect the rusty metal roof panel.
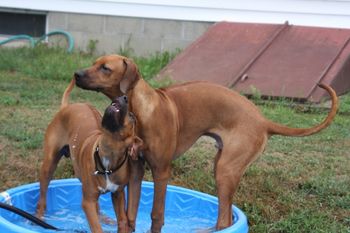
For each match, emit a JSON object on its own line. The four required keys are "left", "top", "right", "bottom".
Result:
{"left": 158, "top": 22, "right": 350, "bottom": 102}
{"left": 159, "top": 22, "right": 284, "bottom": 86}
{"left": 234, "top": 25, "right": 350, "bottom": 100}
{"left": 309, "top": 39, "right": 350, "bottom": 102}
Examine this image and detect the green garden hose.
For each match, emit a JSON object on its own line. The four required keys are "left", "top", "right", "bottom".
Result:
{"left": 0, "top": 35, "right": 35, "bottom": 47}
{"left": 0, "top": 30, "right": 74, "bottom": 53}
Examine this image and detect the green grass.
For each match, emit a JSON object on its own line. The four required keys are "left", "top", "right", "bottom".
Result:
{"left": 0, "top": 45, "right": 177, "bottom": 86}
{"left": 0, "top": 46, "right": 349, "bottom": 232}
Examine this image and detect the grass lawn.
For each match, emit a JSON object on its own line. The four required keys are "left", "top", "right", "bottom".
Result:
{"left": 0, "top": 46, "right": 349, "bottom": 232}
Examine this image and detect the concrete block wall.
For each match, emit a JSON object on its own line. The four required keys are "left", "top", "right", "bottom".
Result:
{"left": 48, "top": 12, "right": 213, "bottom": 56}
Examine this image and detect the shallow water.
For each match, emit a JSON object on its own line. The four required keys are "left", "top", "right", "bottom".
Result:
{"left": 15, "top": 205, "right": 216, "bottom": 233}
{"left": 0, "top": 180, "right": 241, "bottom": 233}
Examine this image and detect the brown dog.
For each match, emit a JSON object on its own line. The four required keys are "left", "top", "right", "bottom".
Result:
{"left": 74, "top": 55, "right": 338, "bottom": 232}
{"left": 36, "top": 78, "right": 143, "bottom": 233}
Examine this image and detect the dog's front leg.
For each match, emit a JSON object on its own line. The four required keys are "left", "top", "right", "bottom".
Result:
{"left": 127, "top": 159, "right": 145, "bottom": 231}
{"left": 111, "top": 189, "right": 132, "bottom": 233}
{"left": 82, "top": 193, "right": 103, "bottom": 233}
{"left": 150, "top": 165, "right": 171, "bottom": 233}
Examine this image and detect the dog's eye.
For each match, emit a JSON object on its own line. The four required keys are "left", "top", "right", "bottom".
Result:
{"left": 100, "top": 64, "right": 111, "bottom": 73}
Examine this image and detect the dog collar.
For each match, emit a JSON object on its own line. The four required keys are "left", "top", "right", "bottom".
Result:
{"left": 93, "top": 146, "right": 128, "bottom": 176}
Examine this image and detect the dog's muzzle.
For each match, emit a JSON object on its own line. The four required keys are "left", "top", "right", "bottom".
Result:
{"left": 74, "top": 70, "right": 84, "bottom": 80}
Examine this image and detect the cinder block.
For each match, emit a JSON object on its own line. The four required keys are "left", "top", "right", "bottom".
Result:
{"left": 105, "top": 16, "right": 143, "bottom": 35}
{"left": 67, "top": 13, "right": 104, "bottom": 33}
{"left": 183, "top": 21, "right": 212, "bottom": 40}
{"left": 47, "top": 13, "right": 212, "bottom": 56}
{"left": 94, "top": 34, "right": 125, "bottom": 54}
{"left": 69, "top": 31, "right": 102, "bottom": 53}
{"left": 69, "top": 31, "right": 88, "bottom": 51}
{"left": 47, "top": 34, "right": 72, "bottom": 50}
{"left": 162, "top": 38, "right": 191, "bottom": 53}
{"left": 127, "top": 35, "right": 162, "bottom": 56}
{"left": 69, "top": 31, "right": 124, "bottom": 54}
{"left": 144, "top": 19, "right": 183, "bottom": 39}
{"left": 48, "top": 12, "right": 68, "bottom": 31}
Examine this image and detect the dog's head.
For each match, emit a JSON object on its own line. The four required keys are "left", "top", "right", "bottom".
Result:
{"left": 102, "top": 95, "right": 130, "bottom": 133}
{"left": 100, "top": 95, "right": 143, "bottom": 162}
{"left": 74, "top": 55, "right": 140, "bottom": 99}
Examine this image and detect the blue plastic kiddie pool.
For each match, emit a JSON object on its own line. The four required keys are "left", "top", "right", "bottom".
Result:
{"left": 0, "top": 178, "right": 248, "bottom": 233}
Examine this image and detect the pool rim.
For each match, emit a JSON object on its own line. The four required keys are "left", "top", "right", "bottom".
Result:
{"left": 0, "top": 178, "right": 248, "bottom": 233}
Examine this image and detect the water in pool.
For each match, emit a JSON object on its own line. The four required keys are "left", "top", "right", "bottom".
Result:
{"left": 13, "top": 204, "right": 216, "bottom": 233}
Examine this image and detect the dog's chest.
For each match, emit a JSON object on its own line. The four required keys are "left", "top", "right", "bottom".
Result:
{"left": 97, "top": 158, "right": 119, "bottom": 193}
{"left": 98, "top": 176, "right": 119, "bottom": 193}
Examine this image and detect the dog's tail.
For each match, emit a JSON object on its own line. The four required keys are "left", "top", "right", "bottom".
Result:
{"left": 60, "top": 78, "right": 76, "bottom": 110}
{"left": 267, "top": 83, "right": 338, "bottom": 137}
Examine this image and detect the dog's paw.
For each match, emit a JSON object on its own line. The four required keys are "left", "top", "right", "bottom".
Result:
{"left": 147, "top": 229, "right": 161, "bottom": 233}
{"left": 127, "top": 220, "right": 136, "bottom": 231}
{"left": 118, "top": 220, "right": 133, "bottom": 233}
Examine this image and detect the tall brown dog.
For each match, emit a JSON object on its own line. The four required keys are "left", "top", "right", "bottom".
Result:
{"left": 74, "top": 55, "right": 338, "bottom": 232}
{"left": 36, "top": 78, "right": 142, "bottom": 233}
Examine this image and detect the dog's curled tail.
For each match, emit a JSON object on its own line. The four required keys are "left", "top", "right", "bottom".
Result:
{"left": 267, "top": 83, "right": 338, "bottom": 137}
{"left": 60, "top": 78, "right": 76, "bottom": 110}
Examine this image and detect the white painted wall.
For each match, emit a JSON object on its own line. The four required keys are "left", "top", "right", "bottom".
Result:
{"left": 1, "top": 0, "right": 350, "bottom": 28}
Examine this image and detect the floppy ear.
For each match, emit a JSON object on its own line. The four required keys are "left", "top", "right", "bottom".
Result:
{"left": 129, "top": 136, "right": 143, "bottom": 160}
{"left": 120, "top": 58, "right": 139, "bottom": 94}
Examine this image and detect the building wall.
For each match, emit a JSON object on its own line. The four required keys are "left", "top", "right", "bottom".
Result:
{"left": 48, "top": 12, "right": 212, "bottom": 56}
{"left": 2, "top": 0, "right": 350, "bottom": 56}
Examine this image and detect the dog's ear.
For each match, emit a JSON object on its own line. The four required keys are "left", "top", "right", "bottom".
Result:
{"left": 128, "top": 136, "right": 143, "bottom": 160}
{"left": 120, "top": 58, "right": 139, "bottom": 94}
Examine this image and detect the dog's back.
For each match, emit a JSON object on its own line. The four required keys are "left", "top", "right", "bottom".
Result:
{"left": 43, "top": 80, "right": 102, "bottom": 162}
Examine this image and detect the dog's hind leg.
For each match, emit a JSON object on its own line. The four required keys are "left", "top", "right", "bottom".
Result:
{"left": 36, "top": 139, "right": 68, "bottom": 217}
{"left": 214, "top": 131, "right": 267, "bottom": 230}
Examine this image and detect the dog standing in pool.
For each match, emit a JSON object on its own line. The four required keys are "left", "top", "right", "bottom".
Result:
{"left": 36, "top": 79, "right": 143, "bottom": 233}
{"left": 74, "top": 55, "right": 338, "bottom": 232}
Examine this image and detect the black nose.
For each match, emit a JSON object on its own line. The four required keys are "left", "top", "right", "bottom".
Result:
{"left": 74, "top": 70, "right": 84, "bottom": 79}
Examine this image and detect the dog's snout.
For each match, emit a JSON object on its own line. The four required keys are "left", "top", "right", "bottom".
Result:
{"left": 115, "top": 96, "right": 127, "bottom": 105}
{"left": 120, "top": 95, "right": 128, "bottom": 105}
{"left": 74, "top": 70, "right": 84, "bottom": 80}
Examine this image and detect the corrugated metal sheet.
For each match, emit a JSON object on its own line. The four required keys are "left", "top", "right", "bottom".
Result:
{"left": 158, "top": 21, "right": 350, "bottom": 102}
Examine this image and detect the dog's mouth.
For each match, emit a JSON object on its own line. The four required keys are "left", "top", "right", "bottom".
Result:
{"left": 110, "top": 101, "right": 122, "bottom": 113}
{"left": 74, "top": 71, "right": 104, "bottom": 92}
{"left": 102, "top": 96, "right": 128, "bottom": 132}
{"left": 75, "top": 78, "right": 103, "bottom": 92}
{"left": 109, "top": 95, "right": 127, "bottom": 113}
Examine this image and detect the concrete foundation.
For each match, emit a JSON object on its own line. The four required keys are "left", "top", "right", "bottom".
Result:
{"left": 47, "top": 12, "right": 213, "bottom": 56}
